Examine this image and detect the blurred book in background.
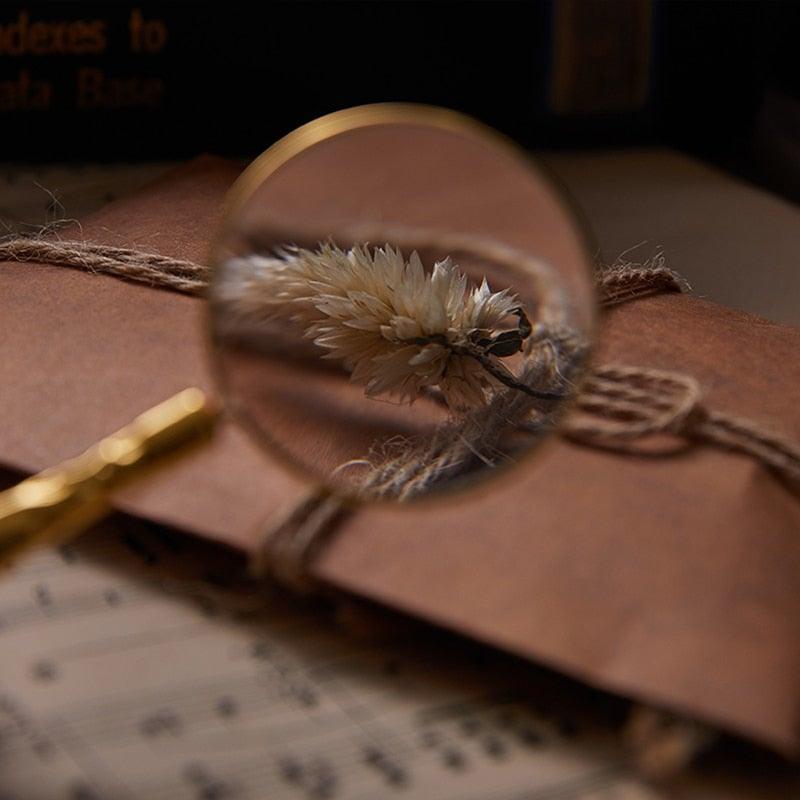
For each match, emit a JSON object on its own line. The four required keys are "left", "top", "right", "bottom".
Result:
{"left": 0, "top": 0, "right": 795, "bottom": 193}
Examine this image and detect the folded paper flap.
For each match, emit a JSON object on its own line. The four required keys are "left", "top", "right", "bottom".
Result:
{"left": 2, "top": 154, "right": 800, "bottom": 754}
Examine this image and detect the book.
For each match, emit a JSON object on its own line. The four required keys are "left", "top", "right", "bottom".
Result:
{"left": 0, "top": 0, "right": 774, "bottom": 160}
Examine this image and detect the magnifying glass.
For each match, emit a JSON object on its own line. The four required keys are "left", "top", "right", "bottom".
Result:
{"left": 209, "top": 104, "right": 596, "bottom": 503}
{"left": 0, "top": 104, "right": 596, "bottom": 566}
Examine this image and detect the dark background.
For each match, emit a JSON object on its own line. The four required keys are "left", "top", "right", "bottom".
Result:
{"left": 1, "top": 1, "right": 799, "bottom": 200}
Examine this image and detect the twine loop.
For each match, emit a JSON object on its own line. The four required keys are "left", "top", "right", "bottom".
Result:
{"left": 564, "top": 365, "right": 800, "bottom": 484}
{"left": 569, "top": 365, "right": 705, "bottom": 443}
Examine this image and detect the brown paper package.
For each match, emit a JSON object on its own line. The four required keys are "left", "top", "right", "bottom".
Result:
{"left": 2, "top": 154, "right": 800, "bottom": 756}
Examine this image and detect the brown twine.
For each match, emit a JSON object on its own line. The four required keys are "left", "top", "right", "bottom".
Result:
{"left": 0, "top": 238, "right": 209, "bottom": 294}
{"left": 0, "top": 235, "right": 686, "bottom": 306}
{"left": 2, "top": 236, "right": 799, "bottom": 584}
{"left": 595, "top": 257, "right": 691, "bottom": 306}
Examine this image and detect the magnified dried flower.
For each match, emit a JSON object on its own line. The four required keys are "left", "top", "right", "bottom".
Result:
{"left": 216, "top": 243, "right": 535, "bottom": 408}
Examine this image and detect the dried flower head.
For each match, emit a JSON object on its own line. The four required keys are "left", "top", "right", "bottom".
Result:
{"left": 217, "top": 243, "right": 530, "bottom": 408}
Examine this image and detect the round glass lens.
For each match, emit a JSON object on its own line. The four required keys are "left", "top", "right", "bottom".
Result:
{"left": 208, "top": 105, "right": 596, "bottom": 502}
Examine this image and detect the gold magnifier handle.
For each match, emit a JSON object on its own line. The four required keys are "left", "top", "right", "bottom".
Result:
{"left": 0, "top": 388, "right": 216, "bottom": 570}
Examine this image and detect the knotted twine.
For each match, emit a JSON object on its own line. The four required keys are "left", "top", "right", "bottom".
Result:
{"left": 2, "top": 236, "right": 800, "bottom": 591}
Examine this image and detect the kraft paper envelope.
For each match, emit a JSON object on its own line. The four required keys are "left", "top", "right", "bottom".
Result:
{"left": 2, "top": 154, "right": 800, "bottom": 755}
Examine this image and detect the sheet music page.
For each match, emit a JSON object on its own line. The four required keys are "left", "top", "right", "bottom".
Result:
{"left": 1, "top": 516, "right": 787, "bottom": 800}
